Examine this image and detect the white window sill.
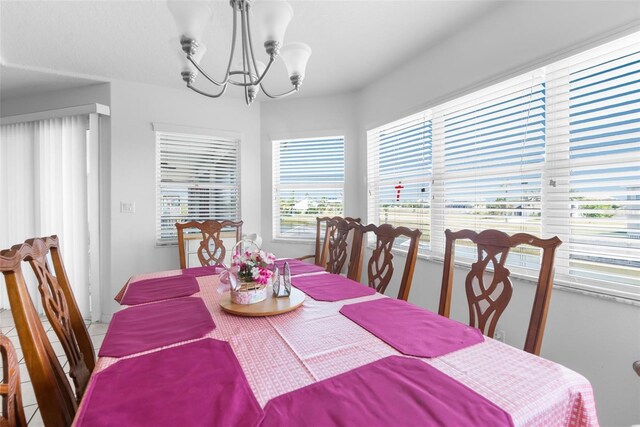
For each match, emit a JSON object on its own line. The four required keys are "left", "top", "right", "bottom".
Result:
{"left": 271, "top": 237, "right": 315, "bottom": 245}
{"left": 361, "top": 244, "right": 640, "bottom": 308}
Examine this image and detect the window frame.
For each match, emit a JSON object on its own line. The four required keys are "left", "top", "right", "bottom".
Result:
{"left": 154, "top": 123, "right": 241, "bottom": 245}
{"left": 272, "top": 133, "right": 346, "bottom": 242}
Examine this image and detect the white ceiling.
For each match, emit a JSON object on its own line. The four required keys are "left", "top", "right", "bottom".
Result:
{"left": 0, "top": 0, "right": 503, "bottom": 101}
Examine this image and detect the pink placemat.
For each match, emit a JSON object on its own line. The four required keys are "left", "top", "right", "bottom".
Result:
{"left": 77, "top": 339, "right": 262, "bottom": 427}
{"left": 275, "top": 258, "right": 326, "bottom": 275}
{"left": 291, "top": 274, "right": 376, "bottom": 302}
{"left": 114, "top": 267, "right": 219, "bottom": 304}
{"left": 99, "top": 297, "right": 215, "bottom": 357}
{"left": 260, "top": 355, "right": 513, "bottom": 427}
{"left": 340, "top": 298, "right": 484, "bottom": 357}
{"left": 181, "top": 265, "right": 220, "bottom": 277}
{"left": 119, "top": 275, "right": 200, "bottom": 305}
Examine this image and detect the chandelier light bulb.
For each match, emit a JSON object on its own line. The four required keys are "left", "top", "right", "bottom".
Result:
{"left": 167, "top": 1, "right": 213, "bottom": 42}
{"left": 252, "top": 0, "right": 293, "bottom": 55}
{"left": 280, "top": 42, "right": 312, "bottom": 87}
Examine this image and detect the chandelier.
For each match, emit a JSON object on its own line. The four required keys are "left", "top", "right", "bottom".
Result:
{"left": 168, "top": 0, "right": 312, "bottom": 105}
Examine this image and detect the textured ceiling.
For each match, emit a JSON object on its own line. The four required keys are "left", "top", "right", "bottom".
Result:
{"left": 0, "top": 0, "right": 503, "bottom": 101}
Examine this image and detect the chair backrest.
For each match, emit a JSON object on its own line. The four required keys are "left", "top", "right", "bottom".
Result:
{"left": 0, "top": 333, "right": 28, "bottom": 427}
{"left": 360, "top": 223, "right": 422, "bottom": 301}
{"left": 19, "top": 236, "right": 94, "bottom": 402}
{"left": 438, "top": 229, "right": 562, "bottom": 355}
{"left": 0, "top": 246, "right": 77, "bottom": 427}
{"left": 324, "top": 219, "right": 366, "bottom": 281}
{"left": 176, "top": 220, "right": 243, "bottom": 269}
{"left": 314, "top": 216, "right": 361, "bottom": 267}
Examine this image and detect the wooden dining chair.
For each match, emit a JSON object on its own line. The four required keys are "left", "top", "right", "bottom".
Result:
{"left": 176, "top": 220, "right": 243, "bottom": 269}
{"left": 298, "top": 216, "right": 362, "bottom": 267}
{"left": 0, "top": 333, "right": 28, "bottom": 427}
{"left": 18, "top": 236, "right": 95, "bottom": 402}
{"left": 324, "top": 218, "right": 366, "bottom": 281}
{"left": 438, "top": 229, "right": 562, "bottom": 356}
{"left": 0, "top": 246, "right": 77, "bottom": 427}
{"left": 359, "top": 223, "right": 422, "bottom": 301}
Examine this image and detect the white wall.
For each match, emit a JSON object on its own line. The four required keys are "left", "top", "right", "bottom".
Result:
{"left": 358, "top": 0, "right": 640, "bottom": 131}
{"left": 261, "top": 2, "right": 640, "bottom": 425}
{"left": 106, "top": 80, "right": 261, "bottom": 318}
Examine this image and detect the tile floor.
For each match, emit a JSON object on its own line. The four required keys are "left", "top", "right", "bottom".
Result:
{"left": 0, "top": 309, "right": 107, "bottom": 426}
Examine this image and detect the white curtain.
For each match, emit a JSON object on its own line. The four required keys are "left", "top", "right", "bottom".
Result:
{"left": 0, "top": 115, "right": 90, "bottom": 318}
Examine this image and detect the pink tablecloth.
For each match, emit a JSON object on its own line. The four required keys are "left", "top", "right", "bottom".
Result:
{"left": 77, "top": 270, "right": 599, "bottom": 427}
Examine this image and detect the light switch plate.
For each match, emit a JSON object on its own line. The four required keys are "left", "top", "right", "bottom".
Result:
{"left": 120, "top": 201, "right": 135, "bottom": 214}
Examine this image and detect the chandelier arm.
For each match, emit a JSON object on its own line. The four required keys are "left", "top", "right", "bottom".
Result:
{"left": 223, "top": 3, "right": 240, "bottom": 83}
{"left": 240, "top": 4, "right": 256, "bottom": 86}
{"left": 245, "top": 9, "right": 275, "bottom": 86}
{"left": 186, "top": 83, "right": 228, "bottom": 98}
{"left": 239, "top": 4, "right": 251, "bottom": 104}
{"left": 188, "top": 56, "right": 230, "bottom": 87}
{"left": 186, "top": 4, "right": 238, "bottom": 87}
{"left": 259, "top": 85, "right": 298, "bottom": 99}
{"left": 224, "top": 57, "right": 274, "bottom": 86}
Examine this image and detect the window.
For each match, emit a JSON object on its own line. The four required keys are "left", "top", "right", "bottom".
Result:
{"left": 155, "top": 127, "right": 240, "bottom": 243}
{"left": 367, "top": 112, "right": 431, "bottom": 250}
{"left": 367, "top": 32, "right": 640, "bottom": 299}
{"left": 273, "top": 136, "right": 345, "bottom": 240}
{"left": 545, "top": 36, "right": 640, "bottom": 298}
{"left": 438, "top": 72, "right": 547, "bottom": 273}
{"left": 0, "top": 115, "right": 93, "bottom": 315}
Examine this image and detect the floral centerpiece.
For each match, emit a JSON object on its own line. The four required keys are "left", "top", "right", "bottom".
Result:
{"left": 232, "top": 249, "right": 276, "bottom": 286}
{"left": 227, "top": 245, "right": 276, "bottom": 304}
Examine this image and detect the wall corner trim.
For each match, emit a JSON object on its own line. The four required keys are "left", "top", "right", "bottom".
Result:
{"left": 0, "top": 103, "right": 110, "bottom": 125}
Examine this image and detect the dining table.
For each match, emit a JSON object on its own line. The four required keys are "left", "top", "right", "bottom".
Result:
{"left": 73, "top": 259, "right": 599, "bottom": 426}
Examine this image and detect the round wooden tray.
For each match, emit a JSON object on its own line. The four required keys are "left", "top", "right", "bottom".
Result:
{"left": 219, "top": 287, "right": 306, "bottom": 317}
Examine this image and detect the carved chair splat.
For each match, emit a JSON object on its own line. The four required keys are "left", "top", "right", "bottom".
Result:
{"left": 18, "top": 236, "right": 94, "bottom": 402}
{"left": 0, "top": 246, "right": 77, "bottom": 427}
{"left": 325, "top": 219, "right": 366, "bottom": 281}
{"left": 298, "top": 216, "right": 362, "bottom": 267}
{"left": 439, "top": 229, "right": 562, "bottom": 355}
{"left": 176, "top": 220, "right": 243, "bottom": 269}
{"left": 360, "top": 224, "right": 422, "bottom": 301}
{"left": 0, "top": 333, "right": 28, "bottom": 427}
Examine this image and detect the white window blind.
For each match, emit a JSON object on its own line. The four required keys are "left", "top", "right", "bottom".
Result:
{"left": 545, "top": 33, "right": 640, "bottom": 299}
{"left": 437, "top": 72, "right": 547, "bottom": 273}
{"left": 367, "top": 112, "right": 431, "bottom": 251}
{"left": 273, "top": 136, "right": 344, "bottom": 240}
{"left": 156, "top": 130, "right": 240, "bottom": 243}
{"left": 367, "top": 31, "right": 640, "bottom": 300}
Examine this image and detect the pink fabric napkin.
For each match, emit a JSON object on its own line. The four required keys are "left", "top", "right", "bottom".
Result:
{"left": 291, "top": 274, "right": 376, "bottom": 302}
{"left": 77, "top": 339, "right": 263, "bottom": 427}
{"left": 340, "top": 298, "right": 484, "bottom": 357}
{"left": 119, "top": 275, "right": 200, "bottom": 305}
{"left": 274, "top": 258, "right": 326, "bottom": 275}
{"left": 99, "top": 297, "right": 215, "bottom": 357}
{"left": 181, "top": 265, "right": 219, "bottom": 277}
{"left": 260, "top": 355, "right": 513, "bottom": 427}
